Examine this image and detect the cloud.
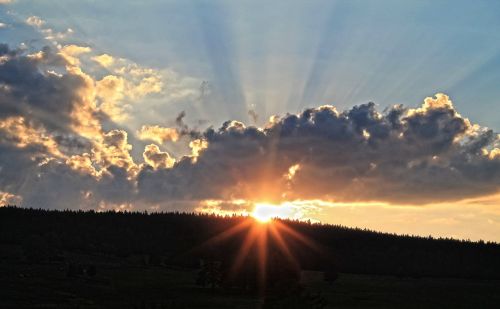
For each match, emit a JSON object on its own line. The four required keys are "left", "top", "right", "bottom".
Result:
{"left": 137, "top": 125, "right": 179, "bottom": 144}
{"left": 0, "top": 43, "right": 130, "bottom": 208}
{"left": 0, "top": 20, "right": 197, "bottom": 210}
{"left": 137, "top": 94, "right": 500, "bottom": 205}
{"left": 92, "top": 53, "right": 163, "bottom": 99}
{"left": 0, "top": 43, "right": 499, "bottom": 211}
{"left": 0, "top": 116, "right": 66, "bottom": 159}
{"left": 195, "top": 199, "right": 253, "bottom": 216}
{"left": 0, "top": 191, "right": 22, "bottom": 205}
{"left": 92, "top": 129, "right": 137, "bottom": 173}
{"left": 143, "top": 144, "right": 175, "bottom": 169}
{"left": 25, "top": 16, "right": 73, "bottom": 41}
{"left": 59, "top": 44, "right": 92, "bottom": 66}
{"left": 91, "top": 54, "right": 165, "bottom": 123}
{"left": 0, "top": 44, "right": 99, "bottom": 138}
{"left": 92, "top": 53, "right": 115, "bottom": 68}
{"left": 248, "top": 108, "right": 258, "bottom": 124}
{"left": 25, "top": 16, "right": 45, "bottom": 28}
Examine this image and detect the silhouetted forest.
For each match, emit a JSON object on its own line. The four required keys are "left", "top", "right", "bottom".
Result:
{"left": 1, "top": 206, "right": 500, "bottom": 280}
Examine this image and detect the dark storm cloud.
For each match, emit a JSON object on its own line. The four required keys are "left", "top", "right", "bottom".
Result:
{"left": 138, "top": 94, "right": 500, "bottom": 205}
{"left": 0, "top": 44, "right": 90, "bottom": 134}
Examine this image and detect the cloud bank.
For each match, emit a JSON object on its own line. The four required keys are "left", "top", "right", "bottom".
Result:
{"left": 137, "top": 95, "right": 500, "bottom": 206}
{"left": 0, "top": 42, "right": 499, "bottom": 212}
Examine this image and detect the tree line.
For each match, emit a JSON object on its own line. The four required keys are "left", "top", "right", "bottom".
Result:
{"left": 1, "top": 206, "right": 500, "bottom": 280}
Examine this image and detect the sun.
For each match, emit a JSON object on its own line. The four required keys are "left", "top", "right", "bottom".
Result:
{"left": 252, "top": 208, "right": 272, "bottom": 223}
{"left": 251, "top": 203, "right": 290, "bottom": 223}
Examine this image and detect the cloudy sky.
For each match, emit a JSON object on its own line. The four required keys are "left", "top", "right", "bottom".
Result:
{"left": 1, "top": 0, "right": 499, "bottom": 241}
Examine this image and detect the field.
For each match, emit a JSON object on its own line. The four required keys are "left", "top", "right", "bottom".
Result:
{"left": 1, "top": 253, "right": 499, "bottom": 308}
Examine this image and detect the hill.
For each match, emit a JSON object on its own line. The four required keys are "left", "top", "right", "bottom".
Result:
{"left": 1, "top": 206, "right": 500, "bottom": 308}
{"left": 1, "top": 206, "right": 500, "bottom": 278}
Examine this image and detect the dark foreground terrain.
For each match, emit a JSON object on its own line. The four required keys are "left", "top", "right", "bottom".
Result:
{"left": 1, "top": 258, "right": 499, "bottom": 308}
{"left": 1, "top": 207, "right": 500, "bottom": 308}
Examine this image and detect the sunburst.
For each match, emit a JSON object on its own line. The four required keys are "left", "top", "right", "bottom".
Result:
{"left": 192, "top": 207, "right": 325, "bottom": 295}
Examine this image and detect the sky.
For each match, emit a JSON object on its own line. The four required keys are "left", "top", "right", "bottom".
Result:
{"left": 0, "top": 0, "right": 499, "bottom": 241}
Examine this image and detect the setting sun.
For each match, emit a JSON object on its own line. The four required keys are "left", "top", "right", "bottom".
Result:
{"left": 252, "top": 203, "right": 292, "bottom": 223}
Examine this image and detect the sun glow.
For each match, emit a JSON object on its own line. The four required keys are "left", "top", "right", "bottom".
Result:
{"left": 252, "top": 203, "right": 293, "bottom": 223}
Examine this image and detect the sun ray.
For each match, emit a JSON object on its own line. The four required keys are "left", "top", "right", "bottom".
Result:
{"left": 228, "top": 224, "right": 260, "bottom": 278}
{"left": 268, "top": 224, "right": 300, "bottom": 270}
{"left": 275, "top": 220, "right": 323, "bottom": 253}
{"left": 184, "top": 212, "right": 326, "bottom": 292}
{"left": 257, "top": 225, "right": 268, "bottom": 293}
{"left": 186, "top": 219, "right": 253, "bottom": 255}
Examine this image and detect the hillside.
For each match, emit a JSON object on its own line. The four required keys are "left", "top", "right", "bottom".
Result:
{"left": 1, "top": 206, "right": 500, "bottom": 278}
{"left": 1, "top": 206, "right": 500, "bottom": 308}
